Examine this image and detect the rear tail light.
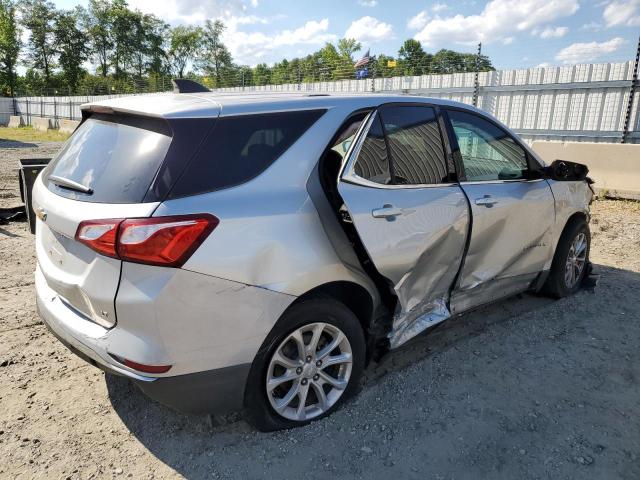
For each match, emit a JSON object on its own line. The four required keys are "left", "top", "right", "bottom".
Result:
{"left": 75, "top": 214, "right": 218, "bottom": 267}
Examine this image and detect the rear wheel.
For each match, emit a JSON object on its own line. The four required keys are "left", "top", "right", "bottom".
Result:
{"left": 543, "top": 218, "right": 590, "bottom": 298}
{"left": 245, "top": 298, "right": 365, "bottom": 431}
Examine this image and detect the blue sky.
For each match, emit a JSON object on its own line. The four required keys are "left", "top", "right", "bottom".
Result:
{"left": 50, "top": 0, "right": 640, "bottom": 69}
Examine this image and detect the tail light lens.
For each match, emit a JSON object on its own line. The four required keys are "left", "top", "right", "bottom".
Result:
{"left": 75, "top": 214, "right": 218, "bottom": 267}
{"left": 76, "top": 219, "right": 121, "bottom": 258}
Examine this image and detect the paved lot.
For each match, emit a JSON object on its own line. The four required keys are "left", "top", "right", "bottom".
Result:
{"left": 1, "top": 141, "right": 639, "bottom": 479}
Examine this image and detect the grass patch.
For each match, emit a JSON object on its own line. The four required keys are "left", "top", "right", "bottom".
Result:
{"left": 0, "top": 126, "right": 70, "bottom": 143}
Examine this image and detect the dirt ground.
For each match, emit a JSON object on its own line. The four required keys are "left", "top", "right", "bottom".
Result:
{"left": 1, "top": 141, "right": 639, "bottom": 479}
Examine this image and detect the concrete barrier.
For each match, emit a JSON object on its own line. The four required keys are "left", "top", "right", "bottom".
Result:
{"left": 59, "top": 119, "right": 80, "bottom": 134}
{"left": 32, "top": 117, "right": 52, "bottom": 132}
{"left": 7, "top": 115, "right": 23, "bottom": 128}
{"left": 532, "top": 141, "right": 640, "bottom": 200}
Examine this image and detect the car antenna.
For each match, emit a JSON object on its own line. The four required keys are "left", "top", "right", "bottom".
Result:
{"left": 171, "top": 79, "right": 210, "bottom": 94}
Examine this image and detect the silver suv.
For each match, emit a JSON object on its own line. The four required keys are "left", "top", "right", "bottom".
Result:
{"left": 33, "top": 92, "right": 593, "bottom": 430}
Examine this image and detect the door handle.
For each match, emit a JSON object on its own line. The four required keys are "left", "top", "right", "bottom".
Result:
{"left": 474, "top": 196, "right": 498, "bottom": 207}
{"left": 372, "top": 204, "right": 403, "bottom": 218}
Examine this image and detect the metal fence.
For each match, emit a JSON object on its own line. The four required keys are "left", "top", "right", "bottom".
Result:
{"left": 2, "top": 61, "right": 639, "bottom": 144}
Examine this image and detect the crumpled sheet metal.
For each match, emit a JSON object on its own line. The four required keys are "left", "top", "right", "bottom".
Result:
{"left": 388, "top": 297, "right": 450, "bottom": 349}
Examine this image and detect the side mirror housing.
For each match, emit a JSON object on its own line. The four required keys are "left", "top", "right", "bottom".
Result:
{"left": 543, "top": 160, "right": 592, "bottom": 182}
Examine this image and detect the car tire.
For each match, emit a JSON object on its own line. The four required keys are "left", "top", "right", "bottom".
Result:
{"left": 543, "top": 217, "right": 591, "bottom": 298}
{"left": 244, "top": 298, "right": 366, "bottom": 431}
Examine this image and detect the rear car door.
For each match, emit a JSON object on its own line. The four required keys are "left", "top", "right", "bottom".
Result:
{"left": 338, "top": 104, "right": 469, "bottom": 346}
{"left": 444, "top": 108, "right": 555, "bottom": 313}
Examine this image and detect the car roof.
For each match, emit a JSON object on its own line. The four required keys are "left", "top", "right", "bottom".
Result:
{"left": 81, "top": 91, "right": 483, "bottom": 119}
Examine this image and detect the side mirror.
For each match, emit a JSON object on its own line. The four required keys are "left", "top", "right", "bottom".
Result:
{"left": 543, "top": 160, "right": 591, "bottom": 182}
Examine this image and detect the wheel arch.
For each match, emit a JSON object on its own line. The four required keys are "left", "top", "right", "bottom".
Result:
{"left": 291, "top": 281, "right": 375, "bottom": 339}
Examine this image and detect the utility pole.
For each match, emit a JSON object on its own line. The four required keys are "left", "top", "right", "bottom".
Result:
{"left": 472, "top": 42, "right": 482, "bottom": 108}
{"left": 621, "top": 36, "right": 640, "bottom": 144}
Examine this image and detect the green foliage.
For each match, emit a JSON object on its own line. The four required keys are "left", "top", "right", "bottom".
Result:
{"left": 54, "top": 8, "right": 89, "bottom": 91}
{"left": 198, "top": 19, "right": 233, "bottom": 88}
{"left": 169, "top": 25, "right": 202, "bottom": 78}
{"left": 0, "top": 0, "right": 20, "bottom": 95}
{"left": 1, "top": 0, "right": 496, "bottom": 96}
{"left": 20, "top": 0, "right": 57, "bottom": 85}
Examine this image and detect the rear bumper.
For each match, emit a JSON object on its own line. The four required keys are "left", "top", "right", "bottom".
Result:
{"left": 35, "top": 263, "right": 293, "bottom": 414}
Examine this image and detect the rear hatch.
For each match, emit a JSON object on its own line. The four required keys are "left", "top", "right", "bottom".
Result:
{"left": 33, "top": 112, "right": 181, "bottom": 328}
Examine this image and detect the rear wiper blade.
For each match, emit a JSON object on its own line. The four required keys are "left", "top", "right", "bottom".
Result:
{"left": 49, "top": 175, "right": 93, "bottom": 194}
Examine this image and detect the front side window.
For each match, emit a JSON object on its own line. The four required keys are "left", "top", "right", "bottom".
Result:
{"left": 448, "top": 109, "right": 528, "bottom": 182}
{"left": 379, "top": 105, "right": 449, "bottom": 185}
{"left": 353, "top": 114, "right": 392, "bottom": 185}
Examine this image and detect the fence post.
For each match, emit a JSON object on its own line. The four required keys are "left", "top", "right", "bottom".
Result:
{"left": 26, "top": 98, "right": 30, "bottom": 126}
{"left": 53, "top": 95, "right": 57, "bottom": 126}
{"left": 621, "top": 36, "right": 640, "bottom": 143}
{"left": 473, "top": 42, "right": 482, "bottom": 108}
{"left": 69, "top": 97, "right": 73, "bottom": 120}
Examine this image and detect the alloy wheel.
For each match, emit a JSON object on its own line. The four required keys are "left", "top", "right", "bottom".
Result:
{"left": 265, "top": 322, "right": 353, "bottom": 421}
{"left": 564, "top": 232, "right": 587, "bottom": 288}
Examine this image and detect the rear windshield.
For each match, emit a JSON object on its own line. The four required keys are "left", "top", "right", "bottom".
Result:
{"left": 168, "top": 109, "right": 326, "bottom": 198}
{"left": 45, "top": 114, "right": 172, "bottom": 203}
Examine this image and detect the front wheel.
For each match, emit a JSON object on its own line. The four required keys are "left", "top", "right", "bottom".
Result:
{"left": 245, "top": 298, "right": 366, "bottom": 431}
{"left": 543, "top": 218, "right": 591, "bottom": 298}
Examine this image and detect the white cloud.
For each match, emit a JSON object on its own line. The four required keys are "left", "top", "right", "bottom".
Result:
{"left": 603, "top": 0, "right": 640, "bottom": 27}
{"left": 432, "top": 3, "right": 449, "bottom": 13}
{"left": 127, "top": 0, "right": 249, "bottom": 24}
{"left": 581, "top": 21, "right": 602, "bottom": 30}
{"left": 225, "top": 18, "right": 338, "bottom": 65}
{"left": 533, "top": 26, "right": 569, "bottom": 38}
{"left": 345, "top": 16, "right": 393, "bottom": 43}
{"left": 407, "top": 11, "right": 429, "bottom": 30}
{"left": 414, "top": 0, "right": 579, "bottom": 46}
{"left": 357, "top": 0, "right": 378, "bottom": 6}
{"left": 555, "top": 37, "right": 626, "bottom": 64}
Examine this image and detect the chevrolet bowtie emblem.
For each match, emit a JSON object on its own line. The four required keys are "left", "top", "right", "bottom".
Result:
{"left": 36, "top": 207, "right": 47, "bottom": 222}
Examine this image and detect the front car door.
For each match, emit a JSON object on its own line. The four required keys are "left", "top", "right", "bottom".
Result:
{"left": 338, "top": 104, "right": 469, "bottom": 347}
{"left": 443, "top": 108, "right": 555, "bottom": 313}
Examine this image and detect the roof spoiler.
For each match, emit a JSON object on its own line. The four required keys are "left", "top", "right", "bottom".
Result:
{"left": 172, "top": 79, "right": 210, "bottom": 94}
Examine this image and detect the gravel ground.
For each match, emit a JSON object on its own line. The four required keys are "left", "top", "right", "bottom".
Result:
{"left": 1, "top": 141, "right": 639, "bottom": 479}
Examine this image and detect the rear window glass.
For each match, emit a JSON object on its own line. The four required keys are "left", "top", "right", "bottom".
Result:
{"left": 46, "top": 114, "right": 171, "bottom": 203}
{"left": 168, "top": 109, "right": 326, "bottom": 198}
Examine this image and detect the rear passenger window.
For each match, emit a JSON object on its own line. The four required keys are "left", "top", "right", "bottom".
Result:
{"left": 169, "top": 109, "right": 325, "bottom": 198}
{"left": 379, "top": 106, "right": 448, "bottom": 185}
{"left": 353, "top": 114, "right": 392, "bottom": 185}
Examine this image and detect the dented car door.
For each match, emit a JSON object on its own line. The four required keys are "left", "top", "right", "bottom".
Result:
{"left": 444, "top": 108, "right": 555, "bottom": 313}
{"left": 339, "top": 105, "right": 469, "bottom": 347}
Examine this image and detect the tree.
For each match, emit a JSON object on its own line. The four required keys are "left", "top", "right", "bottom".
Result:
{"left": 54, "top": 8, "right": 89, "bottom": 91}
{"left": 142, "top": 14, "right": 168, "bottom": 76}
{"left": 198, "top": 19, "right": 232, "bottom": 87}
{"left": 20, "top": 0, "right": 57, "bottom": 87}
{"left": 337, "top": 38, "right": 361, "bottom": 61}
{"left": 85, "top": 0, "right": 113, "bottom": 77}
{"left": 169, "top": 25, "right": 202, "bottom": 78}
{"left": 109, "top": 0, "right": 137, "bottom": 78}
{"left": 398, "top": 39, "right": 429, "bottom": 75}
{"left": 0, "top": 0, "right": 20, "bottom": 96}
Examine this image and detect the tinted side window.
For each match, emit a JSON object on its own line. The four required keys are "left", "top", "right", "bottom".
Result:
{"left": 448, "top": 109, "right": 528, "bottom": 182}
{"left": 169, "top": 109, "right": 325, "bottom": 198}
{"left": 353, "top": 114, "right": 392, "bottom": 185}
{"left": 379, "top": 106, "right": 448, "bottom": 185}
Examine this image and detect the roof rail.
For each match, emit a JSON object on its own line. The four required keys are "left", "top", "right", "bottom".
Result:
{"left": 171, "top": 79, "right": 210, "bottom": 94}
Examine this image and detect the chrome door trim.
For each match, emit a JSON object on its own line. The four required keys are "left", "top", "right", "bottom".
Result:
{"left": 459, "top": 179, "right": 546, "bottom": 186}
